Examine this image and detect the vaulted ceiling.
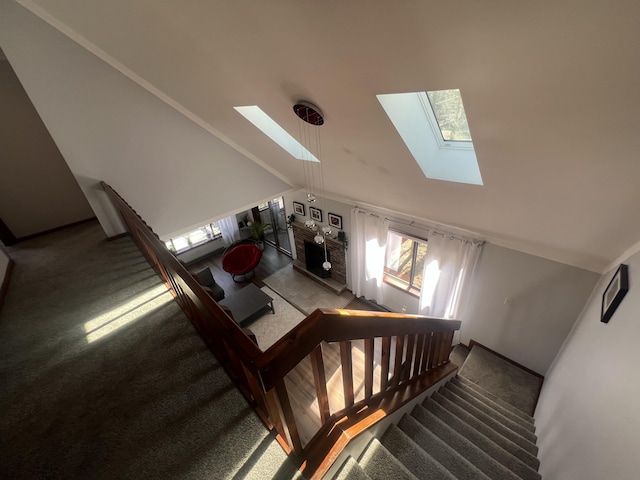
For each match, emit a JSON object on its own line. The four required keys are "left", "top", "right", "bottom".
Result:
{"left": 15, "top": 0, "right": 640, "bottom": 272}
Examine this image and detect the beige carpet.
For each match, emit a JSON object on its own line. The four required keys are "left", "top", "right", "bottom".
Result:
{"left": 249, "top": 287, "right": 306, "bottom": 351}
{"left": 459, "top": 345, "right": 542, "bottom": 415}
{"left": 262, "top": 264, "right": 353, "bottom": 315}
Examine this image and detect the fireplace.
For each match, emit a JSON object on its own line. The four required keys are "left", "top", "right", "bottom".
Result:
{"left": 304, "top": 240, "right": 331, "bottom": 278}
{"left": 291, "top": 222, "right": 346, "bottom": 286}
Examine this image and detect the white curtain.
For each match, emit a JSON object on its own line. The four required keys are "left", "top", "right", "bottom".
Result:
{"left": 351, "top": 208, "right": 389, "bottom": 303}
{"left": 219, "top": 215, "right": 240, "bottom": 245}
{"left": 419, "top": 231, "right": 483, "bottom": 326}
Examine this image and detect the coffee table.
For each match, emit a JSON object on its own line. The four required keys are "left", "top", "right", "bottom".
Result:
{"left": 219, "top": 283, "right": 274, "bottom": 327}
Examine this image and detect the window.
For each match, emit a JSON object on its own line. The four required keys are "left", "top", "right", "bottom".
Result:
{"left": 384, "top": 230, "right": 428, "bottom": 294}
{"left": 234, "top": 105, "right": 320, "bottom": 162}
{"left": 376, "top": 90, "right": 483, "bottom": 185}
{"left": 165, "top": 223, "right": 222, "bottom": 253}
{"left": 426, "top": 89, "right": 472, "bottom": 142}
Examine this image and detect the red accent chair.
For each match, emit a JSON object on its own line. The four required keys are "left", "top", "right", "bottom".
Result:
{"left": 222, "top": 243, "right": 262, "bottom": 282}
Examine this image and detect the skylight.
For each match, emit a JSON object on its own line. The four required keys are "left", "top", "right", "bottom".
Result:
{"left": 426, "top": 89, "right": 472, "bottom": 142}
{"left": 234, "top": 105, "right": 319, "bottom": 162}
{"left": 377, "top": 91, "right": 483, "bottom": 185}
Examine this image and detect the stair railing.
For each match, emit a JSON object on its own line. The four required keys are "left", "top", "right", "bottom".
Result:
{"left": 101, "top": 182, "right": 461, "bottom": 478}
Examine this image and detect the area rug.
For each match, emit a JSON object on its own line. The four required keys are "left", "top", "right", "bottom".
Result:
{"left": 248, "top": 287, "right": 306, "bottom": 351}
{"left": 459, "top": 344, "right": 543, "bottom": 415}
{"left": 262, "top": 264, "right": 354, "bottom": 315}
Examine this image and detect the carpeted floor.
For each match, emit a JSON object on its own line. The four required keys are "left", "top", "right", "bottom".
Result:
{"left": 459, "top": 344, "right": 543, "bottom": 415}
{"left": 449, "top": 344, "right": 470, "bottom": 369}
{"left": 0, "top": 221, "right": 300, "bottom": 479}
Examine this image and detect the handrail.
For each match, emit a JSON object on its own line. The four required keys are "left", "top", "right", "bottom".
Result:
{"left": 258, "top": 308, "right": 460, "bottom": 390}
{"left": 101, "top": 182, "right": 461, "bottom": 478}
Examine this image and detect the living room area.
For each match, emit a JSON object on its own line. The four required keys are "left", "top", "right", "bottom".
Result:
{"left": 169, "top": 195, "right": 365, "bottom": 352}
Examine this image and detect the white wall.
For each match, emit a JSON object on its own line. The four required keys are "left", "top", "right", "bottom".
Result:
{"left": 285, "top": 191, "right": 599, "bottom": 375}
{"left": 535, "top": 253, "right": 640, "bottom": 480}
{"left": 462, "top": 244, "right": 599, "bottom": 374}
{"left": 380, "top": 238, "right": 598, "bottom": 376}
{"left": 0, "top": 57, "right": 93, "bottom": 238}
{"left": 0, "top": 2, "right": 291, "bottom": 238}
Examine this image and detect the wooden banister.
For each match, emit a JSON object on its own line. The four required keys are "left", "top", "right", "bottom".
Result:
{"left": 256, "top": 310, "right": 460, "bottom": 390}
{"left": 101, "top": 182, "right": 462, "bottom": 478}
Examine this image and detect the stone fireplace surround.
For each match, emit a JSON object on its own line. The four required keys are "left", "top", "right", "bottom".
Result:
{"left": 291, "top": 222, "right": 346, "bottom": 288}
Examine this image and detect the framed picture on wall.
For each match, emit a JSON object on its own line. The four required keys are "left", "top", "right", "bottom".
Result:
{"left": 309, "top": 207, "right": 322, "bottom": 222}
{"left": 601, "top": 263, "right": 629, "bottom": 323}
{"left": 293, "top": 201, "right": 305, "bottom": 216}
{"left": 328, "top": 213, "right": 343, "bottom": 230}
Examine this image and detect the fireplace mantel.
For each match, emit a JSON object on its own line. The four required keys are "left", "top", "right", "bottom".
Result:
{"left": 291, "top": 221, "right": 347, "bottom": 288}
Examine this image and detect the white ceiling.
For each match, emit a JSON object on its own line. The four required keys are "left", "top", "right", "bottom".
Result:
{"left": 16, "top": 0, "right": 640, "bottom": 272}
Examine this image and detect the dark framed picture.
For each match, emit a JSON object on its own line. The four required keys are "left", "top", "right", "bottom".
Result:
{"left": 601, "top": 264, "right": 629, "bottom": 323}
{"left": 328, "top": 213, "right": 343, "bottom": 230}
{"left": 293, "top": 201, "right": 305, "bottom": 216}
{"left": 309, "top": 207, "right": 322, "bottom": 222}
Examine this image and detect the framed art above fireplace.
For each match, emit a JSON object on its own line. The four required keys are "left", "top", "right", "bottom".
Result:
{"left": 309, "top": 207, "right": 322, "bottom": 222}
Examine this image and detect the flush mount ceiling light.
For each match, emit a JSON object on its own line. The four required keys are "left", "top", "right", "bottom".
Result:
{"left": 377, "top": 90, "right": 483, "bottom": 185}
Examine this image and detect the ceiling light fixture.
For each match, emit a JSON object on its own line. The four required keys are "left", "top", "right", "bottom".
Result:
{"left": 294, "top": 101, "right": 332, "bottom": 271}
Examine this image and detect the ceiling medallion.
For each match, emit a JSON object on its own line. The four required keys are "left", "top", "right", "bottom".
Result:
{"left": 293, "top": 101, "right": 324, "bottom": 126}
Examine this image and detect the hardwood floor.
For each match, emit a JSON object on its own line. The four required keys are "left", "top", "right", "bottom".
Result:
{"left": 186, "top": 243, "right": 292, "bottom": 295}
{"left": 285, "top": 337, "right": 400, "bottom": 447}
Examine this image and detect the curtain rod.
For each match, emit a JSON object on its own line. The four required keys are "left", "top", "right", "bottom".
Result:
{"left": 353, "top": 207, "right": 485, "bottom": 245}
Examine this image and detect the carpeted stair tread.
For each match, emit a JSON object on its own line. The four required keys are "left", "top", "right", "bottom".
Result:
{"left": 334, "top": 457, "right": 372, "bottom": 480}
{"left": 380, "top": 424, "right": 458, "bottom": 480}
{"left": 441, "top": 385, "right": 538, "bottom": 444}
{"left": 396, "top": 414, "right": 491, "bottom": 480}
{"left": 435, "top": 390, "right": 539, "bottom": 456}
{"left": 425, "top": 396, "right": 540, "bottom": 470}
{"left": 359, "top": 439, "right": 419, "bottom": 480}
{"left": 443, "top": 383, "right": 537, "bottom": 442}
{"left": 422, "top": 399, "right": 541, "bottom": 479}
{"left": 410, "top": 405, "right": 522, "bottom": 480}
{"left": 449, "top": 379, "right": 536, "bottom": 433}
{"left": 456, "top": 375, "right": 535, "bottom": 422}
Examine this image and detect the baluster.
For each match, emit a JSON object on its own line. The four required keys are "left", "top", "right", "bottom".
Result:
{"left": 275, "top": 379, "right": 303, "bottom": 453}
{"left": 392, "top": 335, "right": 405, "bottom": 386}
{"left": 243, "top": 364, "right": 268, "bottom": 415}
{"left": 364, "top": 338, "right": 374, "bottom": 398}
{"left": 380, "top": 336, "right": 391, "bottom": 391}
{"left": 310, "top": 345, "right": 330, "bottom": 423}
{"left": 340, "top": 341, "right": 354, "bottom": 408}
{"left": 403, "top": 334, "right": 417, "bottom": 382}
{"left": 439, "top": 330, "right": 454, "bottom": 364}
{"left": 420, "top": 332, "right": 432, "bottom": 373}
{"left": 414, "top": 334, "right": 426, "bottom": 376}
{"left": 264, "top": 389, "right": 288, "bottom": 451}
{"left": 429, "top": 331, "right": 443, "bottom": 368}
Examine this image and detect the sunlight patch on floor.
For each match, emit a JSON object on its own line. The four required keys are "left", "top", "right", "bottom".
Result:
{"left": 84, "top": 284, "right": 173, "bottom": 343}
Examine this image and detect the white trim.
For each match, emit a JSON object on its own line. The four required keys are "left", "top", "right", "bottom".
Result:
{"left": 602, "top": 239, "right": 640, "bottom": 275}
{"left": 311, "top": 189, "right": 606, "bottom": 273}
{"left": 15, "top": 0, "right": 295, "bottom": 188}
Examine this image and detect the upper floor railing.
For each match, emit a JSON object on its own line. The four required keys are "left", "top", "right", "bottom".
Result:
{"left": 101, "top": 182, "right": 460, "bottom": 478}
